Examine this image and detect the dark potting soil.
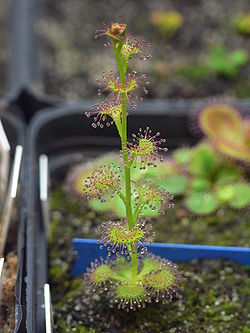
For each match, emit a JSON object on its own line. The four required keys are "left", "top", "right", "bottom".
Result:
{"left": 0, "top": 253, "right": 17, "bottom": 333}
{"left": 38, "top": 0, "right": 250, "bottom": 100}
{"left": 49, "top": 176, "right": 250, "bottom": 332}
{"left": 0, "top": 201, "right": 19, "bottom": 332}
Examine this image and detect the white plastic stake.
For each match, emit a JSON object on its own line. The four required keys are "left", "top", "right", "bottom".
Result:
{"left": 0, "top": 146, "right": 23, "bottom": 256}
{"left": 44, "top": 283, "right": 53, "bottom": 333}
{"left": 39, "top": 155, "right": 50, "bottom": 237}
{"left": 0, "top": 120, "right": 10, "bottom": 205}
{"left": 10, "top": 146, "right": 23, "bottom": 199}
{"left": 0, "top": 257, "right": 4, "bottom": 310}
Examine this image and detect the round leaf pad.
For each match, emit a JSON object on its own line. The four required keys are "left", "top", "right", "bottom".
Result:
{"left": 116, "top": 283, "right": 146, "bottom": 301}
{"left": 93, "top": 264, "right": 113, "bottom": 283}
{"left": 155, "top": 175, "right": 188, "bottom": 195}
{"left": 146, "top": 269, "right": 175, "bottom": 291}
{"left": 186, "top": 192, "right": 218, "bottom": 215}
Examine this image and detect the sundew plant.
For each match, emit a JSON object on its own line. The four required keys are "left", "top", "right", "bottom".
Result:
{"left": 83, "top": 19, "right": 182, "bottom": 311}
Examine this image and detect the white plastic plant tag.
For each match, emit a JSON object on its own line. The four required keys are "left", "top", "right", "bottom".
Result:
{"left": 39, "top": 154, "right": 50, "bottom": 237}
{"left": 0, "top": 120, "right": 10, "bottom": 205}
{"left": 0, "top": 145, "right": 23, "bottom": 256}
{"left": 0, "top": 257, "right": 4, "bottom": 309}
{"left": 44, "top": 283, "right": 54, "bottom": 333}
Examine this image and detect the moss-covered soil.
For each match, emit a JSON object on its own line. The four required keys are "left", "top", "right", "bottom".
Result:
{"left": 49, "top": 180, "right": 250, "bottom": 332}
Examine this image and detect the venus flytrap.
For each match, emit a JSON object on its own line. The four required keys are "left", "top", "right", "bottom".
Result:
{"left": 83, "top": 20, "right": 182, "bottom": 311}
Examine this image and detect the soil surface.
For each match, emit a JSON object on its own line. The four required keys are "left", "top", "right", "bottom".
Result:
{"left": 0, "top": 197, "right": 19, "bottom": 332}
{"left": 49, "top": 161, "right": 250, "bottom": 332}
{"left": 38, "top": 0, "right": 250, "bottom": 100}
{"left": 0, "top": 253, "right": 17, "bottom": 333}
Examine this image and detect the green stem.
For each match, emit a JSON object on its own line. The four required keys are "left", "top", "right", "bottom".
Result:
{"left": 124, "top": 161, "right": 133, "bottom": 229}
{"left": 115, "top": 122, "right": 123, "bottom": 139}
{"left": 133, "top": 201, "right": 144, "bottom": 224}
{"left": 117, "top": 191, "right": 126, "bottom": 205}
{"left": 130, "top": 246, "right": 138, "bottom": 282}
{"left": 113, "top": 39, "right": 138, "bottom": 283}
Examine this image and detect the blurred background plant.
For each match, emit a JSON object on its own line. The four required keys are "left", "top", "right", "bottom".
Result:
{"left": 199, "top": 102, "right": 250, "bottom": 162}
{"left": 204, "top": 46, "right": 249, "bottom": 79}
{"left": 65, "top": 102, "right": 250, "bottom": 217}
{"left": 151, "top": 10, "right": 183, "bottom": 39}
{"left": 233, "top": 13, "right": 250, "bottom": 36}
{"left": 173, "top": 143, "right": 250, "bottom": 215}
{"left": 66, "top": 143, "right": 250, "bottom": 217}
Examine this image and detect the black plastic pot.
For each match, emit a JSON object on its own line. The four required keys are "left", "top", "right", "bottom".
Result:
{"left": 0, "top": 108, "right": 26, "bottom": 333}
{"left": 26, "top": 100, "right": 200, "bottom": 332}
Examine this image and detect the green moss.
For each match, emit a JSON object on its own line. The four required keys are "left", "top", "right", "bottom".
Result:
{"left": 57, "top": 322, "right": 100, "bottom": 333}
{"left": 49, "top": 263, "right": 68, "bottom": 280}
{"left": 54, "top": 278, "right": 84, "bottom": 311}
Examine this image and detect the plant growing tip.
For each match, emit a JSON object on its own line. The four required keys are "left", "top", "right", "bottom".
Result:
{"left": 95, "top": 20, "right": 127, "bottom": 43}
{"left": 82, "top": 18, "right": 182, "bottom": 311}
